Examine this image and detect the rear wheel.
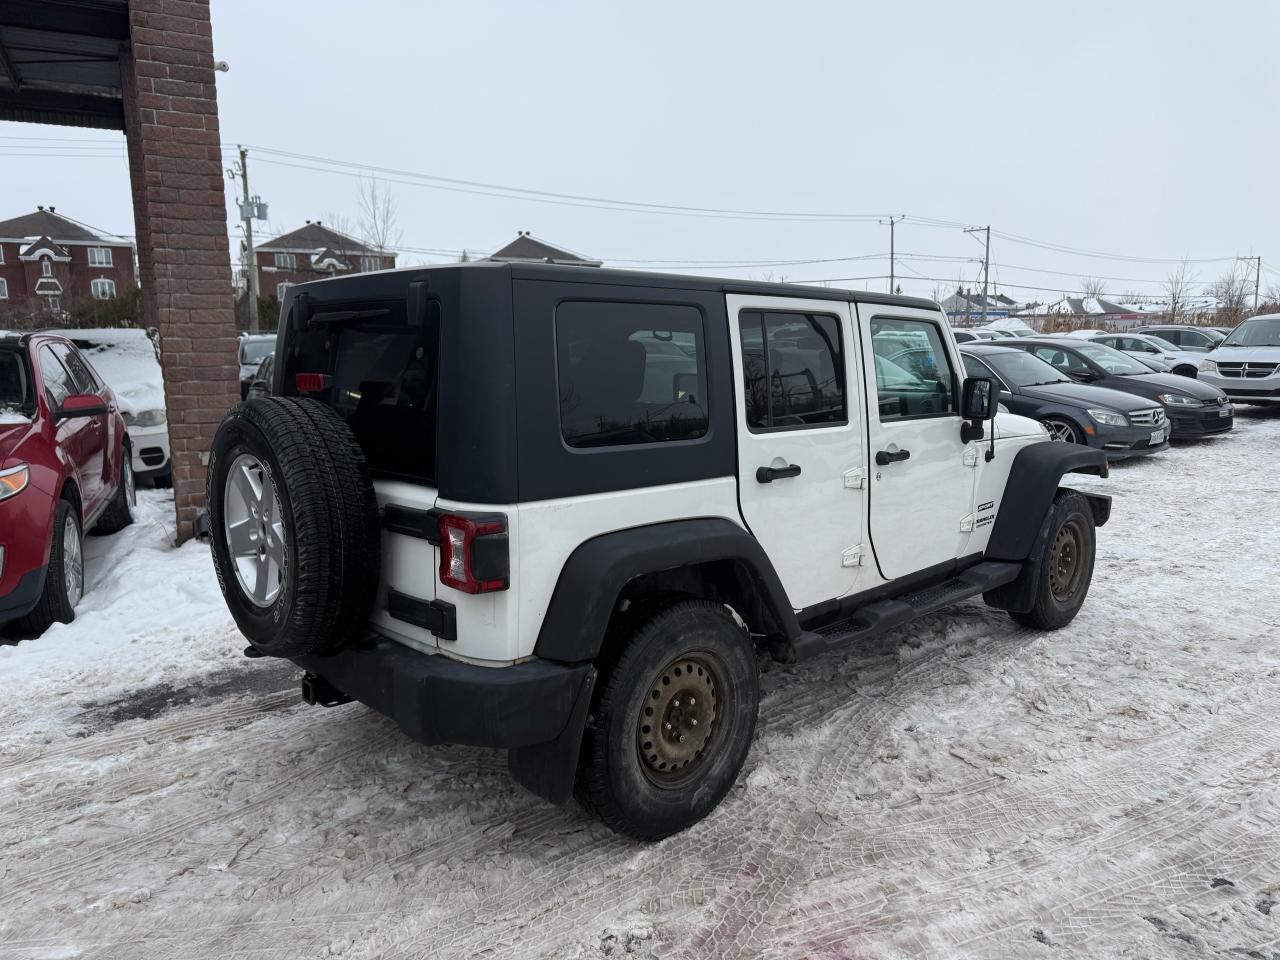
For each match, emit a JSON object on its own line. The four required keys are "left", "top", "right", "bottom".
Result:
{"left": 207, "top": 398, "right": 380, "bottom": 657}
{"left": 1010, "top": 492, "right": 1096, "bottom": 630}
{"left": 576, "top": 599, "right": 759, "bottom": 840}
{"left": 94, "top": 443, "right": 136, "bottom": 534}
{"left": 1041, "top": 417, "right": 1083, "bottom": 444}
{"left": 10, "top": 500, "right": 82, "bottom": 635}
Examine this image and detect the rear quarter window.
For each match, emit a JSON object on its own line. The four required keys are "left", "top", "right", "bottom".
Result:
{"left": 555, "top": 300, "right": 708, "bottom": 448}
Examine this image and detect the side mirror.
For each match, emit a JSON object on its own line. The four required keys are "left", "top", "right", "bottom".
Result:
{"left": 56, "top": 393, "right": 107, "bottom": 421}
{"left": 961, "top": 377, "right": 998, "bottom": 421}
{"left": 960, "top": 377, "right": 996, "bottom": 443}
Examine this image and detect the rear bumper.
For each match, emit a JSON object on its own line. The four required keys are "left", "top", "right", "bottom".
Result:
{"left": 290, "top": 638, "right": 596, "bottom": 802}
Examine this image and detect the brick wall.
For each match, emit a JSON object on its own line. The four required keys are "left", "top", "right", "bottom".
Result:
{"left": 122, "top": 0, "right": 240, "bottom": 543}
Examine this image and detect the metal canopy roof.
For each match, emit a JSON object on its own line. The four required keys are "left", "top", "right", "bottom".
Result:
{"left": 0, "top": 0, "right": 129, "bottom": 130}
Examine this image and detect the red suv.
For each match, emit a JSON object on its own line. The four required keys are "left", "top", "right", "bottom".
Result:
{"left": 1, "top": 333, "right": 135, "bottom": 634}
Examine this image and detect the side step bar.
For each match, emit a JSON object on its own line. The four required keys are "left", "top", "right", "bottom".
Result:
{"left": 773, "top": 560, "right": 1022, "bottom": 663}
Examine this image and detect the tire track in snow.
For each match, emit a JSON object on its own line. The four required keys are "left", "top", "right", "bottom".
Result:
{"left": 361, "top": 623, "right": 1032, "bottom": 960}
{"left": 774, "top": 696, "right": 1280, "bottom": 958}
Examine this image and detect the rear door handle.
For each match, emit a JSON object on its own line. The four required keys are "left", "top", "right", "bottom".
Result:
{"left": 756, "top": 463, "right": 802, "bottom": 483}
{"left": 875, "top": 449, "right": 911, "bottom": 465}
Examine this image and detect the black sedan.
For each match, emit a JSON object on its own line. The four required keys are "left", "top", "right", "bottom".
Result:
{"left": 1001, "top": 338, "right": 1234, "bottom": 438}
{"left": 960, "top": 345, "right": 1170, "bottom": 459}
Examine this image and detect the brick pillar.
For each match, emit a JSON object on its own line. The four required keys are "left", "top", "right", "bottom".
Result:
{"left": 121, "top": 0, "right": 240, "bottom": 543}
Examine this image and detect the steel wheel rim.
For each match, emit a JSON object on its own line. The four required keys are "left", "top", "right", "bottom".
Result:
{"left": 1044, "top": 419, "right": 1076, "bottom": 443}
{"left": 63, "top": 513, "right": 83, "bottom": 606}
{"left": 636, "top": 652, "right": 729, "bottom": 788}
{"left": 1049, "top": 519, "right": 1084, "bottom": 601}
{"left": 223, "top": 453, "right": 286, "bottom": 607}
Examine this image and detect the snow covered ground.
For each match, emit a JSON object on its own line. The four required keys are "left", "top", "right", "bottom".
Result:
{"left": 2, "top": 410, "right": 1279, "bottom": 960}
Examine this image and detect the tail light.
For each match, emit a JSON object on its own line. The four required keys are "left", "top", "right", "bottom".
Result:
{"left": 295, "top": 372, "right": 332, "bottom": 393}
{"left": 437, "top": 512, "right": 509, "bottom": 594}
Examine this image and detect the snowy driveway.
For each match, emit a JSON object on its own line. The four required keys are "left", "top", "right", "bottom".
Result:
{"left": 2, "top": 411, "right": 1279, "bottom": 960}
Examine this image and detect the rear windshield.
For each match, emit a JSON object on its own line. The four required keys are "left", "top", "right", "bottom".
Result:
{"left": 284, "top": 297, "right": 439, "bottom": 484}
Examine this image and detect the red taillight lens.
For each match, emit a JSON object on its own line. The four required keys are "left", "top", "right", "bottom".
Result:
{"left": 437, "top": 514, "right": 509, "bottom": 594}
{"left": 295, "top": 372, "right": 332, "bottom": 393}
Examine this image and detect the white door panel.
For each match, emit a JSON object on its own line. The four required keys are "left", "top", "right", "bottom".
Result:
{"left": 860, "top": 306, "right": 977, "bottom": 579}
{"left": 728, "top": 295, "right": 866, "bottom": 609}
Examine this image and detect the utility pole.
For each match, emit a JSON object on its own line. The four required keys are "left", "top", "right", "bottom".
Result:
{"left": 880, "top": 215, "right": 904, "bottom": 294}
{"left": 964, "top": 225, "right": 992, "bottom": 324}
{"left": 229, "top": 146, "right": 266, "bottom": 333}
{"left": 1236, "top": 255, "right": 1262, "bottom": 313}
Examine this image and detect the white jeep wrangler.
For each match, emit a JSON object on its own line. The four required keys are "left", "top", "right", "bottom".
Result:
{"left": 208, "top": 263, "right": 1110, "bottom": 839}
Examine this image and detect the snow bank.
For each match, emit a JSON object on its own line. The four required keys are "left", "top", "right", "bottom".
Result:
{"left": 52, "top": 327, "right": 165, "bottom": 416}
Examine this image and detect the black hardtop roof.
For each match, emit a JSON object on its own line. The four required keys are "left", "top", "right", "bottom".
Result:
{"left": 290, "top": 260, "right": 941, "bottom": 312}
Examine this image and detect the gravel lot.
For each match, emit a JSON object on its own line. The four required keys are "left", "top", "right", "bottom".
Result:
{"left": 2, "top": 408, "right": 1278, "bottom": 960}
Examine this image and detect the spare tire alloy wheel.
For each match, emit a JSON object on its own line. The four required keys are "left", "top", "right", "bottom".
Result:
{"left": 223, "top": 454, "right": 286, "bottom": 607}
{"left": 208, "top": 398, "right": 380, "bottom": 658}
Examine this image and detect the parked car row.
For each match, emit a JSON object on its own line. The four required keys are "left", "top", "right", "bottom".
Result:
{"left": 960, "top": 335, "right": 1235, "bottom": 461}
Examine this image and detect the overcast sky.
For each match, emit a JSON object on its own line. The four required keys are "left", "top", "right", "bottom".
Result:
{"left": 3, "top": 0, "right": 1278, "bottom": 302}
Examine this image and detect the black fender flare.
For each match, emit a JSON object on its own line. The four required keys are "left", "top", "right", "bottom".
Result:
{"left": 532, "top": 517, "right": 799, "bottom": 664}
{"left": 985, "top": 442, "right": 1110, "bottom": 562}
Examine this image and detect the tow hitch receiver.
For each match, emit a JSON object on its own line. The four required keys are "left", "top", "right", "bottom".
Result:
{"left": 301, "top": 672, "right": 353, "bottom": 707}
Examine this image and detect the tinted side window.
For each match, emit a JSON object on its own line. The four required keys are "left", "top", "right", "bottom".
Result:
{"left": 870, "top": 317, "right": 956, "bottom": 421}
{"left": 556, "top": 301, "right": 707, "bottom": 448}
{"left": 739, "top": 310, "right": 845, "bottom": 431}
{"left": 52, "top": 344, "right": 100, "bottom": 394}
{"left": 38, "top": 346, "right": 75, "bottom": 409}
{"left": 1032, "top": 346, "right": 1090, "bottom": 376}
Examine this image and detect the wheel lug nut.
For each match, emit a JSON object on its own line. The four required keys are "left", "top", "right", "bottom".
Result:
{"left": 665, "top": 722, "right": 672, "bottom": 731}
{"left": 678, "top": 735, "right": 686, "bottom": 743}
{"left": 691, "top": 719, "right": 698, "bottom": 726}
{"left": 673, "top": 700, "right": 680, "bottom": 708}
{"left": 689, "top": 697, "right": 695, "bottom": 705}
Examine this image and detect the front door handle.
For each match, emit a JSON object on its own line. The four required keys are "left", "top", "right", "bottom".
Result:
{"left": 756, "top": 463, "right": 802, "bottom": 483}
{"left": 875, "top": 448, "right": 911, "bottom": 465}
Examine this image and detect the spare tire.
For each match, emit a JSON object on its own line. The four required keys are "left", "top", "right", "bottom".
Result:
{"left": 208, "top": 397, "right": 380, "bottom": 657}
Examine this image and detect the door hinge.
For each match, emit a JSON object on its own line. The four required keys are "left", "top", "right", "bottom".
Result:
{"left": 959, "top": 513, "right": 975, "bottom": 532}
{"left": 841, "top": 544, "right": 865, "bottom": 567}
{"left": 963, "top": 447, "right": 979, "bottom": 467}
{"left": 843, "top": 467, "right": 867, "bottom": 489}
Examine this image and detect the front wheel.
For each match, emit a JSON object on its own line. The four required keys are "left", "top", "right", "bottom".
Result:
{"left": 1010, "top": 492, "right": 1096, "bottom": 630}
{"left": 576, "top": 599, "right": 759, "bottom": 840}
{"left": 1041, "top": 417, "right": 1083, "bottom": 444}
{"left": 94, "top": 444, "right": 136, "bottom": 535}
{"left": 10, "top": 501, "right": 82, "bottom": 635}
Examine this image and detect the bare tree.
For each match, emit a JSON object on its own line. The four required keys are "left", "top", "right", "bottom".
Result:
{"left": 1081, "top": 277, "right": 1108, "bottom": 300}
{"left": 929, "top": 282, "right": 947, "bottom": 306}
{"left": 320, "top": 211, "right": 362, "bottom": 264}
{"left": 1163, "top": 260, "right": 1196, "bottom": 323}
{"left": 1207, "top": 265, "right": 1252, "bottom": 325}
{"left": 358, "top": 179, "right": 402, "bottom": 260}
